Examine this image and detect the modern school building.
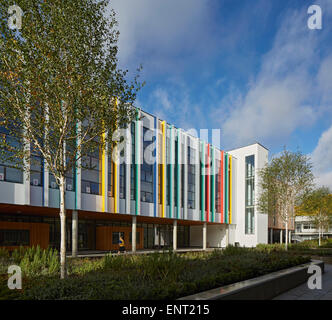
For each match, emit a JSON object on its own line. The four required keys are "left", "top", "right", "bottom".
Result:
{"left": 0, "top": 109, "right": 269, "bottom": 252}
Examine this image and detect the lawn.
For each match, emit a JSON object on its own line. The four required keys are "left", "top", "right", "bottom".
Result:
{"left": 0, "top": 245, "right": 310, "bottom": 300}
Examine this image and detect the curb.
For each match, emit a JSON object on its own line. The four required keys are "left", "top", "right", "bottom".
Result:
{"left": 178, "top": 260, "right": 324, "bottom": 300}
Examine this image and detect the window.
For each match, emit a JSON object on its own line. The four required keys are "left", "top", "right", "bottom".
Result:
{"left": 174, "top": 138, "right": 178, "bottom": 206}
{"left": 0, "top": 165, "right": 23, "bottom": 183}
{"left": 0, "top": 229, "right": 30, "bottom": 246}
{"left": 215, "top": 160, "right": 221, "bottom": 212}
{"left": 158, "top": 164, "right": 162, "bottom": 204}
{"left": 129, "top": 232, "right": 140, "bottom": 244}
{"left": 81, "top": 149, "right": 101, "bottom": 195}
{"left": 112, "top": 232, "right": 125, "bottom": 245}
{"left": 108, "top": 158, "right": 114, "bottom": 197}
{"left": 131, "top": 122, "right": 136, "bottom": 200}
{"left": 187, "top": 143, "right": 196, "bottom": 209}
{"left": 0, "top": 127, "right": 23, "bottom": 183}
{"left": 141, "top": 127, "right": 154, "bottom": 203}
{"left": 30, "top": 154, "right": 43, "bottom": 187}
{"left": 65, "top": 169, "right": 75, "bottom": 191}
{"left": 166, "top": 136, "right": 170, "bottom": 206}
{"left": 245, "top": 155, "right": 255, "bottom": 234}
{"left": 119, "top": 163, "right": 126, "bottom": 199}
{"left": 296, "top": 223, "right": 302, "bottom": 232}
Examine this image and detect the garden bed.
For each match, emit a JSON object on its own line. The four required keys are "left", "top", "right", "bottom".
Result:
{"left": 0, "top": 246, "right": 310, "bottom": 300}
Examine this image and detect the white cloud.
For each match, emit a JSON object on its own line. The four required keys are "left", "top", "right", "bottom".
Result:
{"left": 219, "top": 2, "right": 332, "bottom": 149}
{"left": 109, "top": 0, "right": 217, "bottom": 75}
{"left": 311, "top": 125, "right": 332, "bottom": 190}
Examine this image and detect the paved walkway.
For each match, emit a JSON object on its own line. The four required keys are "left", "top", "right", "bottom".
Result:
{"left": 274, "top": 264, "right": 332, "bottom": 300}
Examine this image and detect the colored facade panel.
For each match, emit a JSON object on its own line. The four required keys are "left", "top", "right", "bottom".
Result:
{"left": 101, "top": 131, "right": 106, "bottom": 213}
{"left": 162, "top": 121, "right": 166, "bottom": 218}
{"left": 211, "top": 147, "right": 215, "bottom": 223}
{"left": 224, "top": 153, "right": 228, "bottom": 224}
{"left": 206, "top": 144, "right": 210, "bottom": 222}
{"left": 229, "top": 155, "right": 232, "bottom": 224}
{"left": 153, "top": 117, "right": 158, "bottom": 217}
{"left": 200, "top": 141, "right": 205, "bottom": 221}
{"left": 169, "top": 125, "right": 174, "bottom": 219}
{"left": 0, "top": 109, "right": 236, "bottom": 225}
{"left": 220, "top": 151, "right": 224, "bottom": 223}
{"left": 135, "top": 111, "right": 140, "bottom": 215}
{"left": 177, "top": 129, "right": 181, "bottom": 219}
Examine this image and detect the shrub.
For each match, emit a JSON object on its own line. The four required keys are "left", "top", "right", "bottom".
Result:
{"left": 18, "top": 248, "right": 310, "bottom": 300}
{"left": 18, "top": 246, "right": 60, "bottom": 278}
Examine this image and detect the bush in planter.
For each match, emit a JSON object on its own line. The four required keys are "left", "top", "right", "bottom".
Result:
{"left": 18, "top": 246, "right": 59, "bottom": 278}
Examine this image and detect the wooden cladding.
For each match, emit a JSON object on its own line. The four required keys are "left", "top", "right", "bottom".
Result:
{"left": 0, "top": 221, "right": 49, "bottom": 250}
{"left": 96, "top": 226, "right": 144, "bottom": 251}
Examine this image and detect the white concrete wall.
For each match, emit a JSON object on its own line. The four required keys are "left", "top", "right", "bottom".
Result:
{"left": 0, "top": 181, "right": 26, "bottom": 205}
{"left": 207, "top": 224, "right": 227, "bottom": 248}
{"left": 229, "top": 143, "right": 269, "bottom": 247}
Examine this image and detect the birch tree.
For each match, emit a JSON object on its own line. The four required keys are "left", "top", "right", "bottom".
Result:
{"left": 257, "top": 150, "right": 314, "bottom": 250}
{"left": 0, "top": 0, "right": 143, "bottom": 278}
{"left": 297, "top": 187, "right": 332, "bottom": 246}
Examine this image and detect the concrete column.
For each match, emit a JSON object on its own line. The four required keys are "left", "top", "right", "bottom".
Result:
{"left": 72, "top": 210, "right": 78, "bottom": 257}
{"left": 226, "top": 225, "right": 229, "bottom": 247}
{"left": 280, "top": 229, "right": 283, "bottom": 244}
{"left": 132, "top": 216, "right": 137, "bottom": 253}
{"left": 173, "top": 220, "right": 177, "bottom": 251}
{"left": 289, "top": 230, "right": 292, "bottom": 244}
{"left": 203, "top": 222, "right": 207, "bottom": 250}
{"left": 270, "top": 228, "right": 273, "bottom": 244}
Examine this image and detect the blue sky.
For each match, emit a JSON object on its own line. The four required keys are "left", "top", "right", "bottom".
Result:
{"left": 109, "top": 0, "right": 332, "bottom": 188}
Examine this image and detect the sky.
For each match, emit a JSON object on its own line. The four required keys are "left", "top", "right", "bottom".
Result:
{"left": 108, "top": 0, "right": 332, "bottom": 189}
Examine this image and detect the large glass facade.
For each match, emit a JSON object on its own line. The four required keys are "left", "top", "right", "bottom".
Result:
{"left": 245, "top": 155, "right": 255, "bottom": 234}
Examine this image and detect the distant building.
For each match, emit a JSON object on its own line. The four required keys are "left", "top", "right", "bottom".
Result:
{"left": 268, "top": 213, "right": 295, "bottom": 244}
{"left": 293, "top": 216, "right": 332, "bottom": 242}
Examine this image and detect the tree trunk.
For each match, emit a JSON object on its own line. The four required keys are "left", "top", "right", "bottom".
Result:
{"left": 59, "top": 176, "right": 67, "bottom": 279}
{"left": 319, "top": 226, "right": 321, "bottom": 247}
{"left": 285, "top": 220, "right": 288, "bottom": 251}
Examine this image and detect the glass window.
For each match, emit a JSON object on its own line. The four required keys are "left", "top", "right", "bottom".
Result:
{"left": 131, "top": 122, "right": 136, "bottom": 200}
{"left": 296, "top": 223, "right": 302, "bottom": 232}
{"left": 30, "top": 155, "right": 43, "bottom": 186}
{"left": 129, "top": 232, "right": 140, "bottom": 244}
{"left": 141, "top": 127, "right": 154, "bottom": 203}
{"left": 245, "top": 155, "right": 255, "bottom": 234}
{"left": 119, "top": 163, "right": 126, "bottom": 199}
{"left": 187, "top": 143, "right": 196, "bottom": 209}
{"left": 82, "top": 151, "right": 101, "bottom": 195}
{"left": 174, "top": 138, "right": 178, "bottom": 205}
{"left": 0, "top": 229, "right": 30, "bottom": 246}
{"left": 108, "top": 158, "right": 114, "bottom": 197}
{"left": 0, "top": 128, "right": 23, "bottom": 184}
{"left": 112, "top": 232, "right": 125, "bottom": 245}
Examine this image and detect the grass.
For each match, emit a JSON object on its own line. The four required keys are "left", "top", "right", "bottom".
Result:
{"left": 0, "top": 245, "right": 310, "bottom": 300}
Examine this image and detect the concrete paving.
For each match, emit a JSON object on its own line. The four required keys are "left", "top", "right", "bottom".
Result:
{"left": 274, "top": 264, "right": 332, "bottom": 300}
